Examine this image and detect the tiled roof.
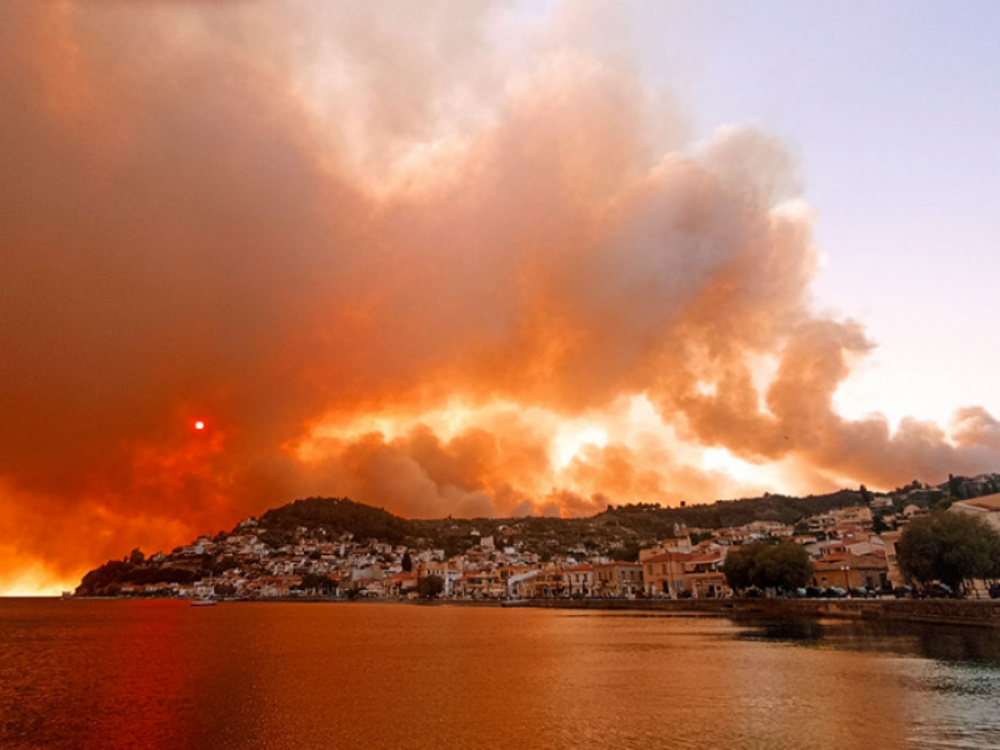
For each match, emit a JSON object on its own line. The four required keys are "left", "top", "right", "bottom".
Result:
{"left": 956, "top": 493, "right": 1000, "bottom": 512}
{"left": 644, "top": 553, "right": 685, "bottom": 564}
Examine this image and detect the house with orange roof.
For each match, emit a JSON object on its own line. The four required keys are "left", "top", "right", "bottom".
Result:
{"left": 639, "top": 536, "right": 692, "bottom": 561}
{"left": 453, "top": 568, "right": 503, "bottom": 599}
{"left": 951, "top": 492, "right": 1000, "bottom": 532}
{"left": 810, "top": 553, "right": 888, "bottom": 590}
{"left": 527, "top": 568, "right": 565, "bottom": 598}
{"left": 644, "top": 550, "right": 729, "bottom": 598}
{"left": 383, "top": 571, "right": 417, "bottom": 598}
{"left": 681, "top": 552, "right": 730, "bottom": 598}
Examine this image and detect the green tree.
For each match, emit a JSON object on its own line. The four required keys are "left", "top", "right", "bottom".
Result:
{"left": 722, "top": 546, "right": 755, "bottom": 593}
{"left": 935, "top": 497, "right": 955, "bottom": 512}
{"left": 401, "top": 551, "right": 413, "bottom": 572}
{"left": 722, "top": 541, "right": 813, "bottom": 595}
{"left": 897, "top": 511, "right": 1000, "bottom": 591}
{"left": 872, "top": 512, "right": 888, "bottom": 534}
{"left": 418, "top": 574, "right": 444, "bottom": 599}
{"left": 214, "top": 583, "right": 236, "bottom": 598}
{"left": 618, "top": 541, "right": 641, "bottom": 563}
{"left": 754, "top": 541, "right": 814, "bottom": 591}
{"left": 948, "top": 474, "right": 961, "bottom": 498}
{"left": 300, "top": 572, "right": 334, "bottom": 594}
{"left": 990, "top": 540, "right": 1000, "bottom": 582}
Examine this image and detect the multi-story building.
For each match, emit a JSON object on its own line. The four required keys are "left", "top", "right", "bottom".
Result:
{"left": 562, "top": 564, "right": 594, "bottom": 596}
{"left": 810, "top": 553, "right": 888, "bottom": 590}
{"left": 592, "top": 562, "right": 643, "bottom": 598}
{"left": 644, "top": 551, "right": 729, "bottom": 598}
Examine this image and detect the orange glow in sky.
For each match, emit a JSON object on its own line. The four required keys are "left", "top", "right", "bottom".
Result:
{"left": 2, "top": 2, "right": 1000, "bottom": 597}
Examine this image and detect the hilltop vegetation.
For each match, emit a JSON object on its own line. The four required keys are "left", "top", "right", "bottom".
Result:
{"left": 259, "top": 497, "right": 414, "bottom": 547}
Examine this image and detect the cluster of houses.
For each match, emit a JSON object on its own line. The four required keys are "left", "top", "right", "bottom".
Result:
{"left": 115, "top": 492, "right": 1000, "bottom": 601}
{"left": 640, "top": 508, "right": 891, "bottom": 598}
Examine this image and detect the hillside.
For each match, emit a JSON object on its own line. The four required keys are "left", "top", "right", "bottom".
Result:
{"left": 205, "top": 474, "right": 991, "bottom": 560}
{"left": 75, "top": 473, "right": 1000, "bottom": 595}
{"left": 250, "top": 489, "right": 872, "bottom": 560}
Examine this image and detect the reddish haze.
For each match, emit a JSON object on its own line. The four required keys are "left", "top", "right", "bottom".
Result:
{"left": 1, "top": 2, "right": 998, "bottom": 592}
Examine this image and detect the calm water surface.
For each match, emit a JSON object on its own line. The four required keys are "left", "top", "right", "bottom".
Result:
{"left": 2, "top": 599, "right": 1000, "bottom": 749}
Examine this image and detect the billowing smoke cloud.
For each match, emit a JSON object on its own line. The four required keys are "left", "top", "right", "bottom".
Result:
{"left": 1, "top": 1, "right": 997, "bottom": 592}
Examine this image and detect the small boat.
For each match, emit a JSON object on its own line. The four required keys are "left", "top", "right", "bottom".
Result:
{"left": 191, "top": 599, "right": 217, "bottom": 607}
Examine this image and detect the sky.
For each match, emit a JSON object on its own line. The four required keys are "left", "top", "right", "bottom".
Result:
{"left": 1, "top": 1, "right": 999, "bottom": 595}
{"left": 659, "top": 1, "right": 1000, "bottom": 429}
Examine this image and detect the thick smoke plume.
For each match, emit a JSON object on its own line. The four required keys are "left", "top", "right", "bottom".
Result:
{"left": 1, "top": 1, "right": 997, "bottom": 592}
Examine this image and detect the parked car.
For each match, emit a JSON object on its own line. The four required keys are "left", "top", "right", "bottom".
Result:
{"left": 892, "top": 585, "right": 914, "bottom": 599}
{"left": 920, "top": 582, "right": 954, "bottom": 599}
{"left": 824, "top": 587, "right": 847, "bottom": 598}
{"left": 989, "top": 584, "right": 1000, "bottom": 600}
{"left": 805, "top": 587, "right": 824, "bottom": 598}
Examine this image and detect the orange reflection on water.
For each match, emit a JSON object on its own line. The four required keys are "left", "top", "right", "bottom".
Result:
{"left": 3, "top": 602, "right": 1000, "bottom": 750}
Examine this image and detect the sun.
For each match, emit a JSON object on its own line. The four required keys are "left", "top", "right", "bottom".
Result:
{"left": 194, "top": 420, "right": 206, "bottom": 431}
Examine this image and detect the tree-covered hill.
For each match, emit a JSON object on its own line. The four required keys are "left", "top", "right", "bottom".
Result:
{"left": 259, "top": 497, "right": 416, "bottom": 546}
{"left": 247, "top": 475, "right": 999, "bottom": 557}
{"left": 248, "top": 488, "right": 878, "bottom": 559}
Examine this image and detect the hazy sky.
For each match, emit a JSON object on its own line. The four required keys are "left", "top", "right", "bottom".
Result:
{"left": 651, "top": 1, "right": 1000, "bottom": 426}
{"left": 2, "top": 1, "right": 998, "bottom": 594}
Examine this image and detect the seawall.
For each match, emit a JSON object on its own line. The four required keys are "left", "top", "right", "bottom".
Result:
{"left": 521, "top": 597, "right": 1000, "bottom": 628}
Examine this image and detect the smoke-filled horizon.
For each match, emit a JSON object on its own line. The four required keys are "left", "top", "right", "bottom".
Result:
{"left": 2, "top": 1, "right": 998, "bottom": 594}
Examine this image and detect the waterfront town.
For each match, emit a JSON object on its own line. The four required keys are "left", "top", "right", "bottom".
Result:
{"left": 75, "top": 474, "right": 1000, "bottom": 603}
